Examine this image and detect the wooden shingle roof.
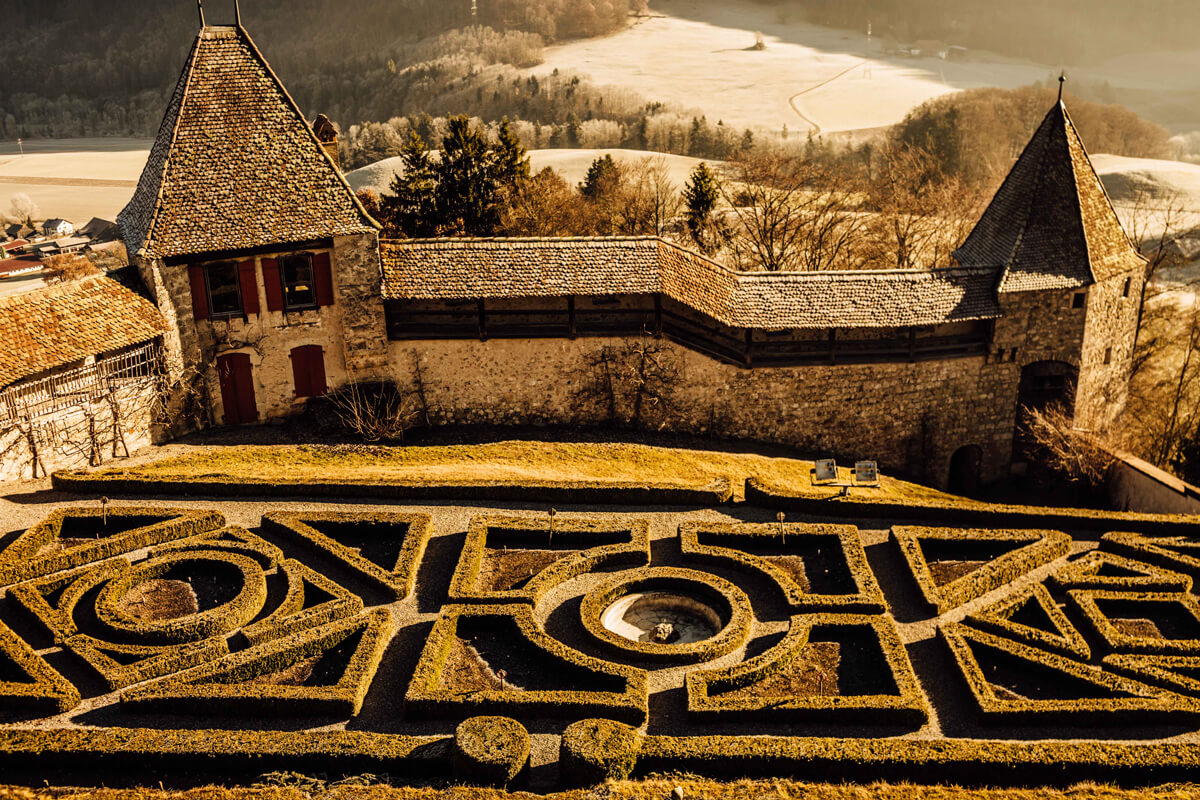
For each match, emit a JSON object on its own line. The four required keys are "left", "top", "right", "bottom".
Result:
{"left": 953, "top": 101, "right": 1145, "bottom": 292}
{"left": 0, "top": 276, "right": 167, "bottom": 388}
{"left": 380, "top": 237, "right": 1001, "bottom": 330}
{"left": 118, "top": 25, "right": 376, "bottom": 262}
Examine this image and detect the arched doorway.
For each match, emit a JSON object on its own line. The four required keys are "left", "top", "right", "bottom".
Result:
{"left": 948, "top": 445, "right": 982, "bottom": 496}
{"left": 1014, "top": 360, "right": 1077, "bottom": 462}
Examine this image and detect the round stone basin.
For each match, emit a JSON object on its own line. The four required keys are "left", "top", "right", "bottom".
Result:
{"left": 601, "top": 591, "right": 723, "bottom": 645}
{"left": 579, "top": 567, "right": 752, "bottom": 664}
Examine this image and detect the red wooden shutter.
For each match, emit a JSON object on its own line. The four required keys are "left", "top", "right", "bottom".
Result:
{"left": 290, "top": 345, "right": 327, "bottom": 397}
{"left": 261, "top": 258, "right": 284, "bottom": 311}
{"left": 308, "top": 346, "right": 327, "bottom": 396}
{"left": 313, "top": 252, "right": 334, "bottom": 307}
{"left": 187, "top": 265, "right": 209, "bottom": 321}
{"left": 237, "top": 260, "right": 259, "bottom": 315}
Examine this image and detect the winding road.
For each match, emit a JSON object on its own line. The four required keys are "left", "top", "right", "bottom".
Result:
{"left": 787, "top": 58, "right": 870, "bottom": 135}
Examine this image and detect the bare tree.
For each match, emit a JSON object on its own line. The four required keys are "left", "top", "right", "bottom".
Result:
{"left": 717, "top": 152, "right": 865, "bottom": 271}
{"left": 1021, "top": 403, "right": 1116, "bottom": 490}
{"left": 1125, "top": 295, "right": 1200, "bottom": 469}
{"left": 614, "top": 157, "right": 682, "bottom": 237}
{"left": 575, "top": 336, "right": 681, "bottom": 429}
{"left": 8, "top": 193, "right": 39, "bottom": 226}
{"left": 862, "top": 144, "right": 983, "bottom": 270}
{"left": 42, "top": 253, "right": 100, "bottom": 284}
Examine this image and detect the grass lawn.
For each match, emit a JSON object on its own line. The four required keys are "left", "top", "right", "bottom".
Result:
{"left": 3, "top": 780, "right": 1198, "bottom": 799}
{"left": 88, "top": 441, "right": 955, "bottom": 503}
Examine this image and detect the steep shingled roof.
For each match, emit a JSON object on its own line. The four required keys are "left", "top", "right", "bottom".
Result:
{"left": 118, "top": 26, "right": 376, "bottom": 261}
{"left": 380, "top": 237, "right": 1001, "bottom": 330}
{"left": 953, "top": 102, "right": 1145, "bottom": 292}
{"left": 0, "top": 276, "right": 168, "bottom": 388}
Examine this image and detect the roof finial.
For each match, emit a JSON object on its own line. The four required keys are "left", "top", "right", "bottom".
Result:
{"left": 1058, "top": 71, "right": 1066, "bottom": 104}
{"left": 197, "top": 0, "right": 205, "bottom": 27}
{"left": 234, "top": 0, "right": 242, "bottom": 27}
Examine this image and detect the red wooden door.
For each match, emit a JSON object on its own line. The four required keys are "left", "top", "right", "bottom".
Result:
{"left": 217, "top": 353, "right": 258, "bottom": 425}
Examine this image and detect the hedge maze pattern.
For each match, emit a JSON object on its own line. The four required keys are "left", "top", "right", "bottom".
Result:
{"left": 3, "top": 500, "right": 1200, "bottom": 786}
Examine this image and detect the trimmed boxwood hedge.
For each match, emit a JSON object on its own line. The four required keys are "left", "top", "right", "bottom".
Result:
{"left": 746, "top": 477, "right": 1200, "bottom": 534}
{"left": 1067, "top": 589, "right": 1200, "bottom": 655}
{"left": 53, "top": 470, "right": 734, "bottom": 506}
{"left": 0, "top": 728, "right": 447, "bottom": 782}
{"left": 121, "top": 609, "right": 393, "bottom": 717}
{"left": 1049, "top": 549, "right": 1193, "bottom": 593}
{"left": 93, "top": 550, "right": 267, "bottom": 646}
{"left": 241, "top": 558, "right": 364, "bottom": 646}
{"left": 0, "top": 620, "right": 79, "bottom": 714}
{"left": 679, "top": 521, "right": 884, "bottom": 613}
{"left": 892, "top": 526, "right": 1070, "bottom": 614}
{"left": 1101, "top": 531, "right": 1200, "bottom": 578}
{"left": 0, "top": 507, "right": 224, "bottom": 587}
{"left": 578, "top": 567, "right": 753, "bottom": 665}
{"left": 452, "top": 716, "right": 530, "bottom": 787}
{"left": 635, "top": 734, "right": 1200, "bottom": 786}
{"left": 560, "top": 718, "right": 642, "bottom": 785}
{"left": 1104, "top": 653, "right": 1200, "bottom": 696}
{"left": 967, "top": 583, "right": 1091, "bottom": 660}
{"left": 448, "top": 514, "right": 651, "bottom": 605}
{"left": 942, "top": 622, "right": 1200, "bottom": 724}
{"left": 262, "top": 510, "right": 433, "bottom": 600}
{"left": 153, "top": 524, "right": 284, "bottom": 570}
{"left": 686, "top": 613, "right": 927, "bottom": 726}
{"left": 405, "top": 603, "right": 648, "bottom": 724}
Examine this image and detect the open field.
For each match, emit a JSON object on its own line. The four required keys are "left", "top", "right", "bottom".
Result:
{"left": 81, "top": 441, "right": 950, "bottom": 504}
{"left": 0, "top": 138, "right": 151, "bottom": 224}
{"left": 523, "top": 0, "right": 1200, "bottom": 136}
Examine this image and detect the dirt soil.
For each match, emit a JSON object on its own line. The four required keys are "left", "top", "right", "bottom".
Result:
{"left": 1113, "top": 618, "right": 1164, "bottom": 638}
{"left": 718, "top": 642, "right": 841, "bottom": 700}
{"left": 115, "top": 579, "right": 199, "bottom": 621}
{"left": 929, "top": 560, "right": 987, "bottom": 586}
{"left": 761, "top": 555, "right": 811, "bottom": 592}
{"left": 441, "top": 638, "right": 522, "bottom": 693}
{"left": 476, "top": 549, "right": 573, "bottom": 592}
{"left": 247, "top": 655, "right": 321, "bottom": 687}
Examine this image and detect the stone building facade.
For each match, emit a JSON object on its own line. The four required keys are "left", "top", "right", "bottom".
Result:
{"left": 113, "top": 19, "right": 1147, "bottom": 491}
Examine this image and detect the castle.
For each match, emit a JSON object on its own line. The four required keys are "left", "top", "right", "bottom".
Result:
{"left": 109, "top": 19, "right": 1145, "bottom": 492}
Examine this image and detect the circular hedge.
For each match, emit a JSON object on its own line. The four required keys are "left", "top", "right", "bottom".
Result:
{"left": 94, "top": 551, "right": 267, "bottom": 645}
{"left": 579, "top": 567, "right": 753, "bottom": 664}
{"left": 560, "top": 718, "right": 642, "bottom": 785}
{"left": 452, "top": 715, "right": 530, "bottom": 786}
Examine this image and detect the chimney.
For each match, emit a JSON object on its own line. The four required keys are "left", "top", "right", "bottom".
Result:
{"left": 312, "top": 114, "right": 341, "bottom": 171}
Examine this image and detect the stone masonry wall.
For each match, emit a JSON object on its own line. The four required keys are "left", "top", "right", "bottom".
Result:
{"left": 386, "top": 337, "right": 1023, "bottom": 488}
{"left": 1077, "top": 270, "right": 1143, "bottom": 433}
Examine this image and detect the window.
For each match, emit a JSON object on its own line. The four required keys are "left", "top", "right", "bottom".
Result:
{"left": 280, "top": 254, "right": 317, "bottom": 310}
{"left": 1072, "top": 291, "right": 1086, "bottom": 309}
{"left": 1123, "top": 277, "right": 1132, "bottom": 298}
{"left": 290, "top": 345, "right": 327, "bottom": 398}
{"left": 205, "top": 261, "right": 241, "bottom": 317}
{"left": 1104, "top": 347, "right": 1113, "bottom": 364}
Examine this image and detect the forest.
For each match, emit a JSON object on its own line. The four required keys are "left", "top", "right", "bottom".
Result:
{"left": 0, "top": 0, "right": 636, "bottom": 138}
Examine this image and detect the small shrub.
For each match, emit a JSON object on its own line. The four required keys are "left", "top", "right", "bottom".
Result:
{"left": 452, "top": 716, "right": 529, "bottom": 787}
{"left": 560, "top": 718, "right": 641, "bottom": 785}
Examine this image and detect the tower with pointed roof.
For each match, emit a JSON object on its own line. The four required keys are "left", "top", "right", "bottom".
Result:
{"left": 119, "top": 13, "right": 388, "bottom": 428}
{"left": 954, "top": 97, "right": 1146, "bottom": 453}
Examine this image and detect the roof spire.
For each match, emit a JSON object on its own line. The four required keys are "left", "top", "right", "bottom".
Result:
{"left": 197, "top": 0, "right": 205, "bottom": 27}
{"left": 234, "top": 0, "right": 242, "bottom": 28}
{"left": 1058, "top": 71, "right": 1066, "bottom": 104}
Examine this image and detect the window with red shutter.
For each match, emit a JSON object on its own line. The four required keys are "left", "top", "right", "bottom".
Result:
{"left": 262, "top": 258, "right": 284, "bottom": 311}
{"left": 187, "top": 265, "right": 209, "bottom": 321}
{"left": 237, "top": 260, "right": 259, "bottom": 315}
{"left": 290, "top": 345, "right": 327, "bottom": 398}
{"left": 313, "top": 252, "right": 334, "bottom": 306}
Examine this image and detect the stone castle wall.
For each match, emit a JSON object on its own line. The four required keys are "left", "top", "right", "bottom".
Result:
{"left": 384, "top": 337, "right": 1025, "bottom": 488}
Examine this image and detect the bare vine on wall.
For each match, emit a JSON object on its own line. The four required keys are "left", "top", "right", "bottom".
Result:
{"left": 326, "top": 351, "right": 436, "bottom": 443}
{"left": 573, "top": 335, "right": 682, "bottom": 430}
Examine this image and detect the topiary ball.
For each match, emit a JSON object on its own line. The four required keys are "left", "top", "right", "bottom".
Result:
{"left": 452, "top": 715, "right": 530, "bottom": 787}
{"left": 559, "top": 717, "right": 642, "bottom": 785}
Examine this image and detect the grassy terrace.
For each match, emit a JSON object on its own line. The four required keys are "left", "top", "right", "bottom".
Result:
{"left": 3, "top": 781, "right": 1197, "bottom": 800}
{"left": 83, "top": 441, "right": 954, "bottom": 503}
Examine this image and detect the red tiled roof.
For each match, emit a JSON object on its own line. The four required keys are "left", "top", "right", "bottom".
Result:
{"left": 118, "top": 26, "right": 376, "bottom": 261}
{"left": 380, "top": 237, "right": 1002, "bottom": 330}
{"left": 0, "top": 276, "right": 167, "bottom": 387}
{"left": 1, "top": 240, "right": 28, "bottom": 252}
{"left": 0, "top": 257, "right": 41, "bottom": 276}
{"left": 953, "top": 102, "right": 1145, "bottom": 292}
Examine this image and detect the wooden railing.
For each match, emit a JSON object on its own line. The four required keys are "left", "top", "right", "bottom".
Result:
{"left": 0, "top": 341, "right": 161, "bottom": 423}
{"left": 384, "top": 301, "right": 990, "bottom": 367}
